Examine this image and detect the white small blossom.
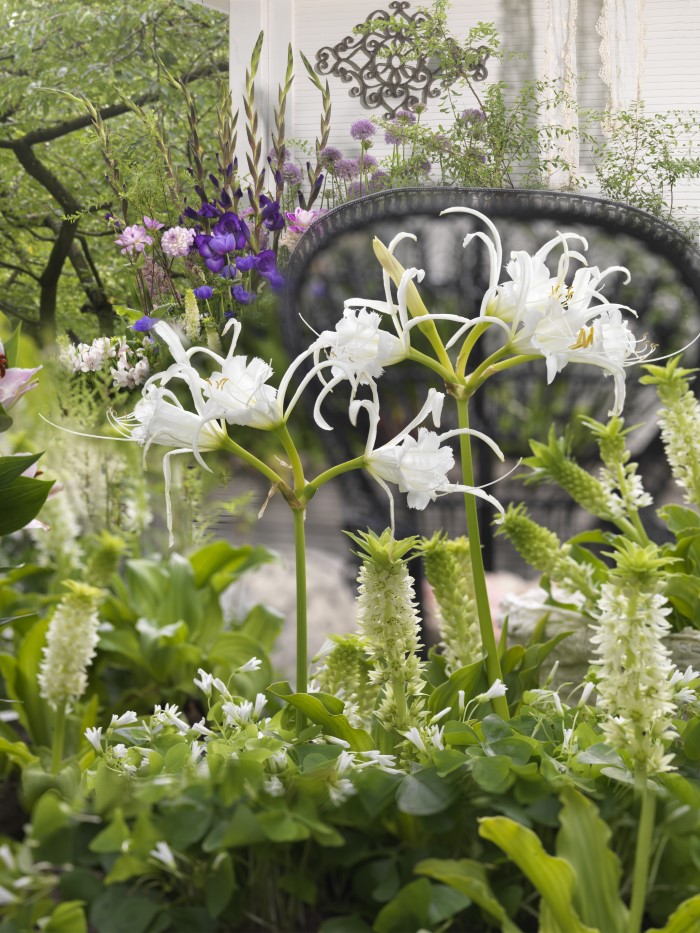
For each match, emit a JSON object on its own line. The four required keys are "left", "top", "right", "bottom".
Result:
{"left": 191, "top": 718, "right": 214, "bottom": 737}
{"left": 579, "top": 682, "right": 596, "bottom": 706}
{"left": 358, "top": 750, "right": 401, "bottom": 773}
{"left": 236, "top": 657, "right": 263, "bottom": 673}
{"left": 212, "top": 677, "right": 232, "bottom": 699}
{"left": 476, "top": 679, "right": 508, "bottom": 704}
{"left": 84, "top": 727, "right": 103, "bottom": 752}
{"left": 194, "top": 669, "right": 214, "bottom": 696}
{"left": 109, "top": 711, "right": 138, "bottom": 729}
{"left": 111, "top": 744, "right": 128, "bottom": 759}
{"left": 154, "top": 704, "right": 190, "bottom": 733}
{"left": 264, "top": 775, "right": 286, "bottom": 797}
{"left": 150, "top": 841, "right": 177, "bottom": 870}
{"left": 325, "top": 735, "right": 351, "bottom": 748}
{"left": 402, "top": 727, "right": 426, "bottom": 753}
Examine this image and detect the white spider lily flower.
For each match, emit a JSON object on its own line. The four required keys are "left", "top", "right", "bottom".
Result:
{"left": 150, "top": 841, "right": 177, "bottom": 871}
{"left": 202, "top": 356, "right": 283, "bottom": 430}
{"left": 358, "top": 389, "right": 505, "bottom": 529}
{"left": 109, "top": 711, "right": 138, "bottom": 730}
{"left": 84, "top": 726, "right": 103, "bottom": 752}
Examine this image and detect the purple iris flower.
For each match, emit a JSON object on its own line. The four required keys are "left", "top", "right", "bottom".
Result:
{"left": 218, "top": 264, "right": 238, "bottom": 279}
{"left": 195, "top": 235, "right": 226, "bottom": 273}
{"left": 209, "top": 234, "right": 238, "bottom": 256}
{"left": 193, "top": 286, "right": 213, "bottom": 299}
{"left": 212, "top": 212, "right": 250, "bottom": 249}
{"left": 232, "top": 284, "right": 254, "bottom": 304}
{"left": 259, "top": 195, "right": 285, "bottom": 232}
{"left": 197, "top": 202, "right": 220, "bottom": 219}
{"left": 132, "top": 315, "right": 159, "bottom": 332}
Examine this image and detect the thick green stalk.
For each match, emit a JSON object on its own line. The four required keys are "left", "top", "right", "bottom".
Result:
{"left": 222, "top": 435, "right": 285, "bottom": 490}
{"left": 51, "top": 703, "right": 66, "bottom": 774}
{"left": 292, "top": 507, "right": 307, "bottom": 734}
{"left": 455, "top": 398, "right": 509, "bottom": 719}
{"left": 628, "top": 770, "right": 656, "bottom": 933}
{"left": 304, "top": 456, "right": 365, "bottom": 500}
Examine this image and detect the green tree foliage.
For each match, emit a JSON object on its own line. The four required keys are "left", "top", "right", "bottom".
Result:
{"left": 0, "top": 0, "right": 227, "bottom": 343}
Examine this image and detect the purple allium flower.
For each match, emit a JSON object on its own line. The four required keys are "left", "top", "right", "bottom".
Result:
{"left": 143, "top": 216, "right": 164, "bottom": 230}
{"left": 319, "top": 146, "right": 343, "bottom": 166}
{"left": 282, "top": 162, "right": 304, "bottom": 185}
{"left": 267, "top": 144, "right": 290, "bottom": 165}
{"left": 348, "top": 180, "right": 366, "bottom": 199}
{"left": 334, "top": 158, "right": 360, "bottom": 181}
{"left": 161, "top": 226, "right": 196, "bottom": 258}
{"left": 396, "top": 109, "right": 417, "bottom": 124}
{"left": 369, "top": 169, "right": 390, "bottom": 192}
{"left": 384, "top": 108, "right": 417, "bottom": 145}
{"left": 259, "top": 195, "right": 285, "bottom": 232}
{"left": 459, "top": 108, "right": 486, "bottom": 124}
{"left": 350, "top": 119, "right": 377, "bottom": 141}
{"left": 193, "top": 286, "right": 213, "bottom": 299}
{"left": 212, "top": 212, "right": 250, "bottom": 249}
{"left": 361, "top": 154, "right": 378, "bottom": 170}
{"left": 232, "top": 284, "right": 254, "bottom": 304}
{"left": 419, "top": 158, "right": 432, "bottom": 174}
{"left": 115, "top": 224, "right": 153, "bottom": 255}
{"left": 131, "top": 316, "right": 159, "bottom": 332}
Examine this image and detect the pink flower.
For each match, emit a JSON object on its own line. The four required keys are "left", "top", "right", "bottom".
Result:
{"left": 0, "top": 354, "right": 41, "bottom": 410}
{"left": 161, "top": 226, "right": 196, "bottom": 258}
{"left": 143, "top": 216, "right": 165, "bottom": 230}
{"left": 115, "top": 225, "right": 153, "bottom": 255}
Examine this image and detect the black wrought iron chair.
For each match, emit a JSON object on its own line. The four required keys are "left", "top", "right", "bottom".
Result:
{"left": 282, "top": 187, "right": 700, "bottom": 577}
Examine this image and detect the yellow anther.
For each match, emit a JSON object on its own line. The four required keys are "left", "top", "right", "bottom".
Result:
{"left": 569, "top": 326, "right": 594, "bottom": 350}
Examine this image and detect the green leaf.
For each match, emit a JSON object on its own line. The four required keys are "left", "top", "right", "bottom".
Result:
{"left": 577, "top": 743, "right": 625, "bottom": 768}
{"left": 428, "top": 658, "right": 486, "bottom": 715}
{"left": 90, "top": 888, "right": 163, "bottom": 933}
{"left": 89, "top": 810, "right": 130, "bottom": 853}
{"left": 416, "top": 858, "right": 523, "bottom": 932}
{"left": 647, "top": 894, "right": 700, "bottom": 933}
{"left": 660, "top": 505, "right": 700, "bottom": 536}
{"left": 0, "top": 475, "right": 54, "bottom": 535}
{"left": 0, "top": 735, "right": 37, "bottom": 768}
{"left": 206, "top": 852, "right": 236, "bottom": 918}
{"left": 319, "top": 917, "right": 371, "bottom": 933}
{"left": 0, "top": 452, "right": 41, "bottom": 488}
{"left": 682, "top": 718, "right": 700, "bottom": 760}
{"left": 240, "top": 603, "right": 284, "bottom": 651}
{"left": 267, "top": 683, "right": 374, "bottom": 751}
{"left": 426, "top": 884, "right": 471, "bottom": 925}
{"left": 373, "top": 878, "right": 431, "bottom": 933}
{"left": 189, "top": 541, "right": 274, "bottom": 591}
{"left": 472, "top": 755, "right": 514, "bottom": 793}
{"left": 44, "top": 901, "right": 87, "bottom": 933}
{"left": 0, "top": 403, "right": 13, "bottom": 433}
{"left": 202, "top": 803, "right": 266, "bottom": 850}
{"left": 396, "top": 768, "right": 459, "bottom": 816}
{"left": 4, "top": 324, "right": 22, "bottom": 368}
{"left": 556, "top": 787, "right": 627, "bottom": 932}
{"left": 479, "top": 816, "right": 597, "bottom": 933}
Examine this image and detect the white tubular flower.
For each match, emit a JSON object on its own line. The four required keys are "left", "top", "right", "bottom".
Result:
{"left": 84, "top": 726, "right": 103, "bottom": 752}
{"left": 38, "top": 581, "right": 102, "bottom": 711}
{"left": 109, "top": 711, "right": 138, "bottom": 729}
{"left": 194, "top": 669, "right": 214, "bottom": 696}
{"left": 236, "top": 657, "right": 262, "bottom": 673}
{"left": 475, "top": 679, "right": 508, "bottom": 703}
{"left": 150, "top": 842, "right": 177, "bottom": 871}
{"left": 359, "top": 389, "right": 505, "bottom": 529}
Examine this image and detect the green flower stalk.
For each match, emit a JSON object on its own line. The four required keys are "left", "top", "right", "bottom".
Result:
{"left": 85, "top": 530, "right": 127, "bottom": 582}
{"left": 582, "top": 415, "right": 652, "bottom": 522}
{"left": 421, "top": 533, "right": 480, "bottom": 673}
{"left": 38, "top": 581, "right": 103, "bottom": 772}
{"left": 642, "top": 359, "right": 700, "bottom": 507}
{"left": 589, "top": 540, "right": 679, "bottom": 774}
{"left": 349, "top": 530, "right": 427, "bottom": 735}
{"left": 312, "top": 634, "right": 378, "bottom": 728}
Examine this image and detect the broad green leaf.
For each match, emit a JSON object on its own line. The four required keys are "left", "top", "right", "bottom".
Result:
{"left": 577, "top": 743, "right": 625, "bottom": 768}
{"left": 202, "top": 803, "right": 266, "bottom": 850}
{"left": 240, "top": 603, "right": 284, "bottom": 651}
{"left": 428, "top": 658, "right": 486, "bottom": 715}
{"left": 0, "top": 735, "right": 37, "bottom": 767}
{"left": 373, "top": 878, "right": 431, "bottom": 933}
{"left": 89, "top": 810, "right": 130, "bottom": 853}
{"left": 682, "top": 718, "right": 700, "bottom": 760}
{"left": 415, "top": 858, "right": 523, "bottom": 933}
{"left": 472, "top": 755, "right": 514, "bottom": 793}
{"left": 15, "top": 617, "right": 51, "bottom": 748}
{"left": 556, "top": 787, "right": 627, "bottom": 932}
{"left": 0, "top": 475, "right": 54, "bottom": 536}
{"left": 479, "top": 816, "right": 597, "bottom": 933}
{"left": 319, "top": 916, "right": 371, "bottom": 933}
{"left": 267, "top": 683, "right": 374, "bottom": 751}
{"left": 90, "top": 887, "right": 163, "bottom": 933}
{"left": 426, "top": 884, "right": 471, "bottom": 925}
{"left": 660, "top": 505, "right": 700, "bottom": 535}
{"left": 648, "top": 894, "right": 700, "bottom": 933}
{"left": 44, "top": 901, "right": 87, "bottom": 933}
{"left": 189, "top": 541, "right": 275, "bottom": 591}
{"left": 206, "top": 852, "right": 236, "bottom": 918}
{"left": 0, "top": 452, "right": 41, "bottom": 488}
{"left": 396, "top": 768, "right": 459, "bottom": 816}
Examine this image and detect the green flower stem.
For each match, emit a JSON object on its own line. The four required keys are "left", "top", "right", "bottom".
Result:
{"left": 303, "top": 456, "right": 366, "bottom": 500}
{"left": 457, "top": 321, "right": 492, "bottom": 378}
{"left": 222, "top": 435, "right": 285, "bottom": 490}
{"left": 293, "top": 507, "right": 307, "bottom": 734}
{"left": 392, "top": 674, "right": 408, "bottom": 731}
{"left": 276, "top": 424, "right": 306, "bottom": 491}
{"left": 51, "top": 703, "right": 66, "bottom": 775}
{"left": 465, "top": 353, "right": 540, "bottom": 395}
{"left": 407, "top": 349, "right": 457, "bottom": 384}
{"left": 628, "top": 770, "right": 656, "bottom": 933}
{"left": 455, "top": 397, "right": 509, "bottom": 720}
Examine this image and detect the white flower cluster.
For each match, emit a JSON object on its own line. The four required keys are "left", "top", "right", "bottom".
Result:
{"left": 58, "top": 336, "right": 150, "bottom": 390}
{"left": 38, "top": 582, "right": 102, "bottom": 710}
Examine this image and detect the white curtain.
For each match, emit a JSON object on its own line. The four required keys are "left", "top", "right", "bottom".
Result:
{"left": 544, "top": 0, "right": 579, "bottom": 187}
{"left": 597, "top": 0, "right": 646, "bottom": 113}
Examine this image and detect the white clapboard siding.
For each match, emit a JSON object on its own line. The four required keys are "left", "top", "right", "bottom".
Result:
{"left": 201, "top": 0, "right": 700, "bottom": 220}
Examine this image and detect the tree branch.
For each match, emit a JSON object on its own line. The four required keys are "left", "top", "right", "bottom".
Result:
{"left": 0, "top": 59, "right": 228, "bottom": 149}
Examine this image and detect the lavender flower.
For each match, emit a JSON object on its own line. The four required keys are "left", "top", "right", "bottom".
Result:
{"left": 212, "top": 213, "right": 250, "bottom": 249}
{"left": 459, "top": 108, "right": 486, "bottom": 124}
{"left": 361, "top": 154, "right": 378, "bottom": 170}
{"left": 232, "top": 284, "right": 254, "bottom": 304}
{"left": 369, "top": 170, "right": 390, "bottom": 192}
{"left": 348, "top": 181, "right": 366, "bottom": 199}
{"left": 161, "top": 226, "right": 196, "bottom": 258}
{"left": 350, "top": 119, "right": 377, "bottom": 141}
{"left": 282, "top": 162, "right": 303, "bottom": 185}
{"left": 259, "top": 195, "right": 285, "bottom": 232}
{"left": 256, "top": 250, "right": 284, "bottom": 290}
{"left": 143, "top": 216, "right": 165, "bottom": 230}
{"left": 115, "top": 225, "right": 153, "bottom": 255}
{"left": 319, "top": 146, "right": 343, "bottom": 166}
{"left": 193, "top": 286, "right": 213, "bottom": 300}
{"left": 384, "top": 108, "right": 417, "bottom": 145}
{"left": 335, "top": 158, "right": 360, "bottom": 181}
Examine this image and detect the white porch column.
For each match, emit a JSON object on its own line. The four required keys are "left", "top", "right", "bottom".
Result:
{"left": 229, "top": 0, "right": 295, "bottom": 174}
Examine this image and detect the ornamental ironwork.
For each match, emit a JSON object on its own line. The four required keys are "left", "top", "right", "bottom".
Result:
{"left": 315, "top": 0, "right": 489, "bottom": 118}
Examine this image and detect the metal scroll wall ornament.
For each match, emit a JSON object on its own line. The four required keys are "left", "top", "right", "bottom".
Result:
{"left": 315, "top": 0, "right": 489, "bottom": 118}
